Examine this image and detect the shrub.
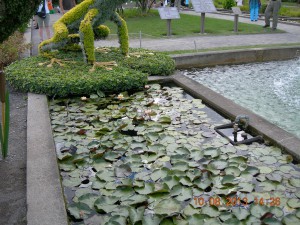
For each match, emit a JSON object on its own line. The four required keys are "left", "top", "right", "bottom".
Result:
{"left": 5, "top": 48, "right": 175, "bottom": 97}
{"left": 94, "top": 25, "right": 110, "bottom": 40}
{"left": 0, "top": 31, "right": 30, "bottom": 68}
{"left": 0, "top": 0, "right": 41, "bottom": 43}
{"left": 223, "top": 0, "right": 236, "bottom": 9}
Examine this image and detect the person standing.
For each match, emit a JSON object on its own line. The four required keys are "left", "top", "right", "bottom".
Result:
{"left": 36, "top": 0, "right": 51, "bottom": 42}
{"left": 59, "top": 0, "right": 76, "bottom": 14}
{"left": 249, "top": 0, "right": 261, "bottom": 21}
{"left": 263, "top": 0, "right": 282, "bottom": 30}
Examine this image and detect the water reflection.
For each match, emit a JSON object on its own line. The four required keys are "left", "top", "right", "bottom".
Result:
{"left": 183, "top": 57, "right": 300, "bottom": 138}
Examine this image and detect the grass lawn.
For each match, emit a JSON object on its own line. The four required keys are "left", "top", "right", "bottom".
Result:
{"left": 105, "top": 10, "right": 281, "bottom": 38}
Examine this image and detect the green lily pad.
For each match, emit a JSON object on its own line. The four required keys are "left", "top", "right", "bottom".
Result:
{"left": 260, "top": 156, "right": 277, "bottom": 165}
{"left": 282, "top": 214, "right": 300, "bottom": 224}
{"left": 203, "top": 148, "right": 220, "bottom": 158}
{"left": 115, "top": 164, "right": 132, "bottom": 178}
{"left": 287, "top": 199, "right": 300, "bottom": 208}
{"left": 221, "top": 175, "right": 238, "bottom": 185}
{"left": 68, "top": 202, "right": 93, "bottom": 220}
{"left": 129, "top": 206, "right": 145, "bottom": 224}
{"left": 225, "top": 166, "right": 241, "bottom": 177}
{"left": 201, "top": 205, "right": 220, "bottom": 217}
{"left": 209, "top": 160, "right": 229, "bottom": 170}
{"left": 154, "top": 198, "right": 181, "bottom": 215}
{"left": 250, "top": 204, "right": 269, "bottom": 218}
{"left": 232, "top": 207, "right": 250, "bottom": 220}
{"left": 183, "top": 205, "right": 200, "bottom": 216}
{"left": 289, "top": 178, "right": 300, "bottom": 188}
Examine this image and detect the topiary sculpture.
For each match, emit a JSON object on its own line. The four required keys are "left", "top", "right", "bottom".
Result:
{"left": 39, "top": 0, "right": 128, "bottom": 65}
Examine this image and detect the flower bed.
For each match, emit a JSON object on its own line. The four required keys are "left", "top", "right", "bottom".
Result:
{"left": 50, "top": 84, "right": 300, "bottom": 224}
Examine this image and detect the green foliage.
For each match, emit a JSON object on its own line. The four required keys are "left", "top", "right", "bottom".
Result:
{"left": 280, "top": 6, "right": 300, "bottom": 17}
{"left": 0, "top": 0, "right": 41, "bottom": 43}
{"left": 5, "top": 48, "right": 175, "bottom": 97}
{"left": 0, "top": 91, "right": 10, "bottom": 159}
{"left": 0, "top": 31, "right": 30, "bottom": 68}
{"left": 223, "top": 0, "right": 236, "bottom": 9}
{"left": 94, "top": 25, "right": 110, "bottom": 40}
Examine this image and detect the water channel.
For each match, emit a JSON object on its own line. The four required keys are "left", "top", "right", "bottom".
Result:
{"left": 183, "top": 57, "right": 300, "bottom": 139}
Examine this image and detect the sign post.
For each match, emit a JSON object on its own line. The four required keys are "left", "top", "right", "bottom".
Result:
{"left": 231, "top": 7, "right": 242, "bottom": 33}
{"left": 191, "top": 0, "right": 217, "bottom": 34}
{"left": 158, "top": 7, "right": 180, "bottom": 37}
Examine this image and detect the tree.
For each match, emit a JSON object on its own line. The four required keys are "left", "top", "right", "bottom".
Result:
{"left": 0, "top": 0, "right": 41, "bottom": 43}
{"left": 134, "top": 0, "right": 156, "bottom": 13}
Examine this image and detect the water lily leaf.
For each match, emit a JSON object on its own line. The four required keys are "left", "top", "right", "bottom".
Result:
{"left": 135, "top": 182, "right": 154, "bottom": 195}
{"left": 296, "top": 209, "right": 300, "bottom": 218}
{"left": 220, "top": 146, "right": 237, "bottom": 154}
{"left": 105, "top": 215, "right": 127, "bottom": 225}
{"left": 225, "top": 166, "right": 241, "bottom": 177}
{"left": 238, "top": 182, "right": 254, "bottom": 193}
{"left": 57, "top": 153, "right": 72, "bottom": 160}
{"left": 262, "top": 217, "right": 282, "bottom": 225}
{"left": 219, "top": 212, "right": 234, "bottom": 222}
{"left": 279, "top": 165, "right": 294, "bottom": 174}
{"left": 145, "top": 132, "right": 159, "bottom": 142}
{"left": 201, "top": 205, "right": 220, "bottom": 217}
{"left": 159, "top": 156, "right": 170, "bottom": 162}
{"left": 289, "top": 178, "right": 300, "bottom": 188}
{"left": 221, "top": 175, "right": 238, "bottom": 185}
{"left": 250, "top": 204, "right": 268, "bottom": 218}
{"left": 187, "top": 214, "right": 209, "bottom": 224}
{"left": 259, "top": 180, "right": 277, "bottom": 192}
{"left": 94, "top": 196, "right": 119, "bottom": 213}
{"left": 96, "top": 169, "right": 115, "bottom": 182}
{"left": 159, "top": 116, "right": 171, "bottom": 124}
{"left": 176, "top": 187, "right": 193, "bottom": 201}
{"left": 68, "top": 202, "right": 93, "bottom": 220}
{"left": 244, "top": 166, "right": 260, "bottom": 176}
{"left": 92, "top": 180, "right": 106, "bottom": 190}
{"left": 129, "top": 206, "right": 145, "bottom": 224}
{"left": 78, "top": 193, "right": 99, "bottom": 209}
{"left": 222, "top": 217, "right": 242, "bottom": 225}
{"left": 258, "top": 166, "right": 273, "bottom": 174}
{"left": 123, "top": 194, "right": 148, "bottom": 205}
{"left": 104, "top": 151, "right": 120, "bottom": 162}
{"left": 287, "top": 199, "right": 300, "bottom": 209}
{"left": 232, "top": 207, "right": 250, "bottom": 220}
{"left": 209, "top": 160, "right": 228, "bottom": 170}
{"left": 282, "top": 214, "right": 300, "bottom": 224}
{"left": 62, "top": 177, "right": 82, "bottom": 187}
{"left": 154, "top": 198, "right": 181, "bottom": 215}
{"left": 172, "top": 162, "right": 189, "bottom": 172}
{"left": 194, "top": 177, "right": 212, "bottom": 190}
{"left": 113, "top": 186, "right": 134, "bottom": 199}
{"left": 142, "top": 214, "right": 162, "bottom": 225}
{"left": 203, "top": 148, "right": 220, "bottom": 158}
{"left": 183, "top": 205, "right": 200, "bottom": 216}
{"left": 151, "top": 169, "right": 168, "bottom": 181}
{"left": 270, "top": 206, "right": 284, "bottom": 218}
{"left": 148, "top": 144, "right": 165, "bottom": 153}
{"left": 229, "top": 156, "right": 247, "bottom": 163}
{"left": 260, "top": 156, "right": 277, "bottom": 165}
{"left": 266, "top": 173, "right": 282, "bottom": 183}
{"left": 92, "top": 158, "right": 111, "bottom": 171}
{"left": 163, "top": 176, "right": 180, "bottom": 189}
{"left": 179, "top": 177, "right": 193, "bottom": 186}
{"left": 115, "top": 164, "right": 132, "bottom": 178}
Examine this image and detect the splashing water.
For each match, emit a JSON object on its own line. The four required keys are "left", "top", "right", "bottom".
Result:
{"left": 184, "top": 57, "right": 300, "bottom": 138}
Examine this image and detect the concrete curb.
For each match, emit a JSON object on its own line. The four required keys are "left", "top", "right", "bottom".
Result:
{"left": 172, "top": 46, "right": 300, "bottom": 69}
{"left": 27, "top": 94, "right": 68, "bottom": 225}
{"left": 26, "top": 23, "right": 68, "bottom": 225}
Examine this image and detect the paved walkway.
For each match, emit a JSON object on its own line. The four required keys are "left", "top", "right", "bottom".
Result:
{"left": 32, "top": 10, "right": 300, "bottom": 53}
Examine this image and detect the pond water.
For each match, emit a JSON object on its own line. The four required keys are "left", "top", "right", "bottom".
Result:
{"left": 183, "top": 57, "right": 300, "bottom": 139}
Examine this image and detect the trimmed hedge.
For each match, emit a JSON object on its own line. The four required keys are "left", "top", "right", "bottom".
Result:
{"left": 5, "top": 48, "right": 175, "bottom": 97}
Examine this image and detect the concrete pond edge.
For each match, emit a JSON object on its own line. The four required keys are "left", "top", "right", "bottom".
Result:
{"left": 27, "top": 47, "right": 300, "bottom": 224}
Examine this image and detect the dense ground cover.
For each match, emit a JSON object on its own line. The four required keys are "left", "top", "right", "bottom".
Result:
{"left": 5, "top": 48, "right": 174, "bottom": 97}
{"left": 50, "top": 84, "right": 300, "bottom": 224}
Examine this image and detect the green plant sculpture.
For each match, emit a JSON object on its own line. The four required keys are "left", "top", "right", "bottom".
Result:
{"left": 39, "top": 0, "right": 129, "bottom": 65}
{"left": 0, "top": 71, "right": 9, "bottom": 159}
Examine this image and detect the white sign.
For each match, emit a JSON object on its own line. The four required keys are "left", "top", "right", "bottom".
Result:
{"left": 231, "top": 7, "right": 242, "bottom": 15}
{"left": 191, "top": 0, "right": 217, "bottom": 13}
{"left": 158, "top": 7, "right": 180, "bottom": 19}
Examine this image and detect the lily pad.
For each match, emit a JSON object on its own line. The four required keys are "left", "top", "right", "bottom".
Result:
{"left": 68, "top": 202, "right": 93, "bottom": 220}
{"left": 232, "top": 207, "right": 250, "bottom": 220}
{"left": 154, "top": 198, "right": 181, "bottom": 215}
